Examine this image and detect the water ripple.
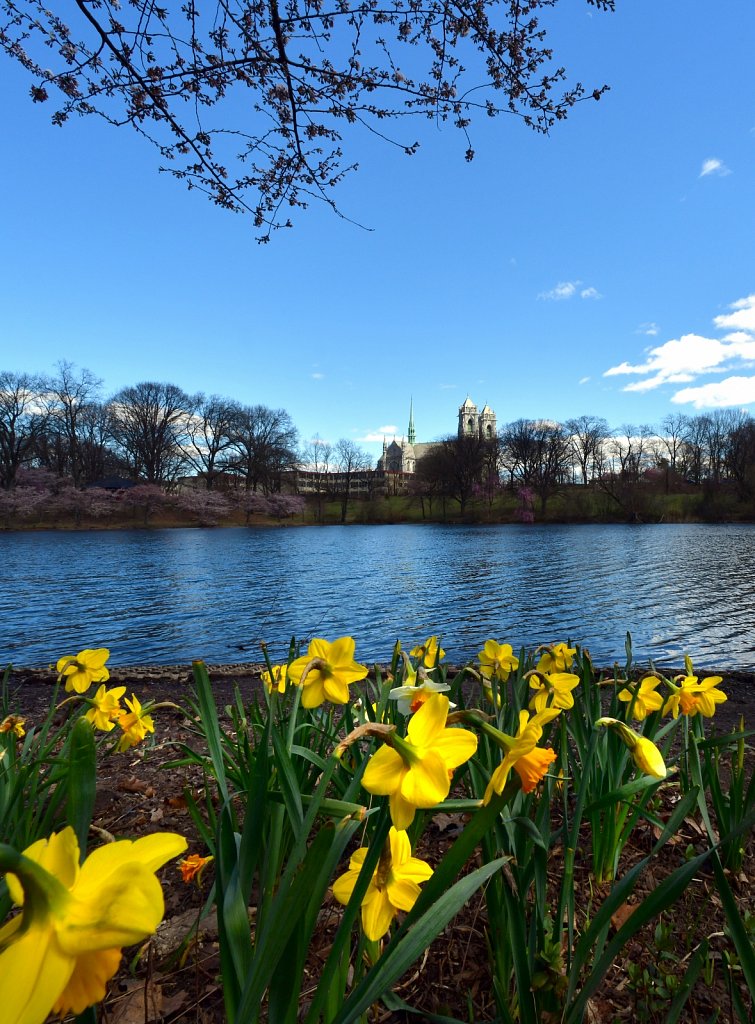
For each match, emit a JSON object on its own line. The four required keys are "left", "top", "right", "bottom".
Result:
{"left": 1, "top": 523, "right": 754, "bottom": 670}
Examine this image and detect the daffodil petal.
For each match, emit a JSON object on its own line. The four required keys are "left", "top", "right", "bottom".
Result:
{"left": 361, "top": 887, "right": 395, "bottom": 941}
{"left": 431, "top": 728, "right": 478, "bottom": 770}
{"left": 406, "top": 693, "right": 448, "bottom": 746}
{"left": 362, "top": 745, "right": 405, "bottom": 796}
{"left": 389, "top": 791, "right": 417, "bottom": 830}
{"left": 400, "top": 751, "right": 450, "bottom": 808}
{"left": 59, "top": 866, "right": 165, "bottom": 952}
{"left": 332, "top": 869, "right": 361, "bottom": 906}
{"left": 385, "top": 877, "right": 422, "bottom": 913}
{"left": 0, "top": 923, "right": 74, "bottom": 1024}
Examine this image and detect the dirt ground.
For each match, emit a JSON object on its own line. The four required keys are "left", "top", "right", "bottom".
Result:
{"left": 3, "top": 662, "right": 755, "bottom": 1023}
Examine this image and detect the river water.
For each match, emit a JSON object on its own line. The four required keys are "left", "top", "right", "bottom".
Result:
{"left": 1, "top": 523, "right": 754, "bottom": 670}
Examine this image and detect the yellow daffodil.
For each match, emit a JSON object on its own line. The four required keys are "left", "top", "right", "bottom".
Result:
{"left": 617, "top": 676, "right": 664, "bottom": 721}
{"left": 663, "top": 674, "right": 727, "bottom": 719}
{"left": 409, "top": 636, "right": 445, "bottom": 668}
{"left": 529, "top": 671, "right": 580, "bottom": 714}
{"left": 84, "top": 685, "right": 127, "bottom": 732}
{"left": 482, "top": 708, "right": 561, "bottom": 804}
{"left": 179, "top": 853, "right": 214, "bottom": 885}
{"left": 261, "top": 664, "right": 288, "bottom": 695}
{"left": 478, "top": 640, "right": 519, "bottom": 682}
{"left": 115, "top": 694, "right": 154, "bottom": 752}
{"left": 0, "top": 826, "right": 186, "bottom": 1023}
{"left": 56, "top": 648, "right": 110, "bottom": 695}
{"left": 535, "top": 643, "right": 576, "bottom": 675}
{"left": 287, "top": 637, "right": 368, "bottom": 708}
{"left": 362, "top": 693, "right": 477, "bottom": 829}
{"left": 332, "top": 826, "right": 433, "bottom": 941}
{"left": 595, "top": 717, "right": 666, "bottom": 778}
{"left": 0, "top": 715, "right": 25, "bottom": 738}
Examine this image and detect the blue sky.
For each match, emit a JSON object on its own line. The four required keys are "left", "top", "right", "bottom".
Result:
{"left": 2, "top": 1, "right": 755, "bottom": 460}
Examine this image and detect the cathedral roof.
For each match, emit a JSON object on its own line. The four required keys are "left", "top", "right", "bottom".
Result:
{"left": 460, "top": 396, "right": 477, "bottom": 410}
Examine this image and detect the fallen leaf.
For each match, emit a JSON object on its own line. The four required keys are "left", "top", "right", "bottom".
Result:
{"left": 118, "top": 777, "right": 155, "bottom": 797}
{"left": 109, "top": 980, "right": 162, "bottom": 1024}
{"left": 610, "top": 903, "right": 636, "bottom": 931}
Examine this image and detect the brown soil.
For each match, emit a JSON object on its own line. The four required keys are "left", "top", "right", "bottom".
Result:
{"left": 3, "top": 664, "right": 755, "bottom": 1024}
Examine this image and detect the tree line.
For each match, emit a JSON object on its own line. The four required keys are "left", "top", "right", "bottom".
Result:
{"left": 4, "top": 365, "right": 755, "bottom": 523}
{"left": 410, "top": 411, "right": 755, "bottom": 518}
{"left": 0, "top": 363, "right": 303, "bottom": 493}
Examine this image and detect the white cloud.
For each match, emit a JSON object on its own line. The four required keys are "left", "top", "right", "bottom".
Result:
{"left": 439, "top": 383, "right": 457, "bottom": 390}
{"left": 636, "top": 322, "right": 659, "bottom": 336}
{"left": 671, "top": 376, "right": 755, "bottom": 408}
{"left": 358, "top": 425, "right": 400, "bottom": 443}
{"left": 311, "top": 372, "right": 325, "bottom": 380}
{"left": 539, "top": 281, "right": 577, "bottom": 301}
{"left": 578, "top": 376, "right": 591, "bottom": 385}
{"left": 538, "top": 280, "right": 601, "bottom": 301}
{"left": 714, "top": 294, "right": 755, "bottom": 333}
{"left": 700, "top": 157, "right": 731, "bottom": 177}
{"left": 603, "top": 292, "right": 755, "bottom": 406}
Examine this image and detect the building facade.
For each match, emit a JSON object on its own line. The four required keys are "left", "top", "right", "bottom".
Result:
{"left": 376, "top": 397, "right": 496, "bottom": 479}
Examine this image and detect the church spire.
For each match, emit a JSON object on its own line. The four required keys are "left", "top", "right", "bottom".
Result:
{"left": 407, "top": 397, "right": 416, "bottom": 444}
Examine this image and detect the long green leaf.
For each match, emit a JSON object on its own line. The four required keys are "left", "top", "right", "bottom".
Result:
{"left": 565, "top": 847, "right": 712, "bottom": 1024}
{"left": 331, "top": 857, "right": 506, "bottom": 1024}
{"left": 66, "top": 717, "right": 96, "bottom": 858}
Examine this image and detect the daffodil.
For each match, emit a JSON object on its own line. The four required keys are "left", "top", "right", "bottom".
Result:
{"left": 0, "top": 716, "right": 25, "bottom": 738}
{"left": 56, "top": 648, "right": 110, "bottom": 695}
{"left": 535, "top": 643, "right": 576, "bottom": 675}
{"left": 663, "top": 674, "right": 727, "bottom": 719}
{"left": 409, "top": 636, "right": 445, "bottom": 669}
{"left": 617, "top": 676, "right": 664, "bottom": 721}
{"left": 529, "top": 671, "right": 580, "bottom": 714}
{"left": 595, "top": 717, "right": 666, "bottom": 778}
{"left": 389, "top": 667, "right": 453, "bottom": 716}
{"left": 482, "top": 708, "right": 561, "bottom": 804}
{"left": 84, "top": 685, "right": 126, "bottom": 732}
{"left": 261, "top": 664, "right": 288, "bottom": 695}
{"left": 332, "top": 827, "right": 433, "bottom": 941}
{"left": 179, "top": 853, "right": 214, "bottom": 885}
{"left": 362, "top": 693, "right": 477, "bottom": 829}
{"left": 478, "top": 640, "right": 519, "bottom": 682}
{"left": 287, "top": 637, "right": 368, "bottom": 708}
{"left": 115, "top": 693, "right": 155, "bottom": 752}
{"left": 0, "top": 826, "right": 186, "bottom": 1023}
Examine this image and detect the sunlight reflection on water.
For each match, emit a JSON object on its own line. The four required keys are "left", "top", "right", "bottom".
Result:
{"left": 1, "top": 523, "right": 754, "bottom": 670}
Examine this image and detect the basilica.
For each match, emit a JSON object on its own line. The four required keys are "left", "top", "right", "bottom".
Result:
{"left": 376, "top": 397, "right": 497, "bottom": 476}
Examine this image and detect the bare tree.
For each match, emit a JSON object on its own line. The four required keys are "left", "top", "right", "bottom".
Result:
{"left": 0, "top": 371, "right": 47, "bottom": 489}
{"left": 723, "top": 415, "right": 755, "bottom": 499}
{"left": 229, "top": 405, "right": 299, "bottom": 493}
{"left": 1, "top": 1, "right": 612, "bottom": 239}
{"left": 301, "top": 435, "right": 332, "bottom": 521}
{"left": 184, "top": 394, "right": 240, "bottom": 490}
{"left": 565, "top": 415, "right": 611, "bottom": 486}
{"left": 45, "top": 361, "right": 103, "bottom": 486}
{"left": 500, "top": 419, "right": 570, "bottom": 512}
{"left": 418, "top": 435, "right": 489, "bottom": 516}
{"left": 658, "top": 413, "right": 690, "bottom": 477}
{"left": 111, "top": 381, "right": 194, "bottom": 484}
{"left": 334, "top": 438, "right": 371, "bottom": 523}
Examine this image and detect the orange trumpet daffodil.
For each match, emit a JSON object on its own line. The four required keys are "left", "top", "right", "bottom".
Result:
{"left": 362, "top": 694, "right": 477, "bottom": 829}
